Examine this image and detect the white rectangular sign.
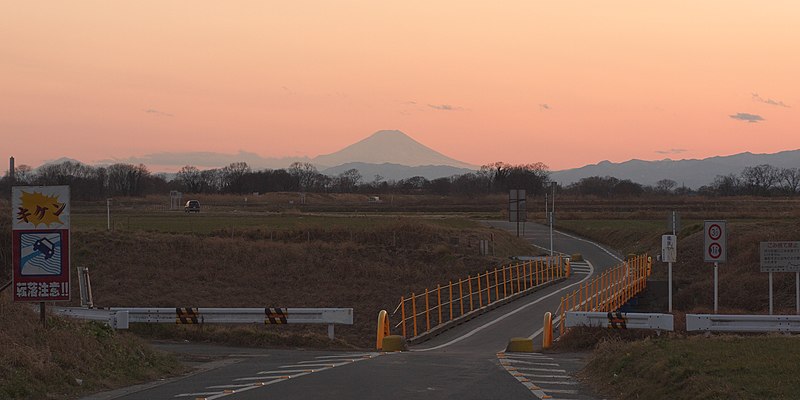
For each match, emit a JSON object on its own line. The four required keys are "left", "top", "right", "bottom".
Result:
{"left": 760, "top": 241, "right": 800, "bottom": 273}
{"left": 703, "top": 220, "right": 727, "bottom": 263}
{"left": 662, "top": 234, "right": 677, "bottom": 263}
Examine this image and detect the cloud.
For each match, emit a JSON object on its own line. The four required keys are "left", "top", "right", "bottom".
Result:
{"left": 752, "top": 93, "right": 790, "bottom": 108}
{"left": 539, "top": 104, "right": 551, "bottom": 111}
{"left": 729, "top": 112, "right": 765, "bottom": 123}
{"left": 145, "top": 108, "right": 173, "bottom": 117}
{"left": 96, "top": 151, "right": 311, "bottom": 170}
{"left": 655, "top": 148, "right": 687, "bottom": 155}
{"left": 428, "top": 104, "right": 463, "bottom": 111}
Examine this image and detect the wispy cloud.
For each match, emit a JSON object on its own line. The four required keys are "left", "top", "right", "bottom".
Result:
{"left": 539, "top": 104, "right": 551, "bottom": 111}
{"left": 428, "top": 104, "right": 463, "bottom": 111}
{"left": 655, "top": 148, "right": 687, "bottom": 155}
{"left": 729, "top": 112, "right": 764, "bottom": 123}
{"left": 752, "top": 93, "right": 790, "bottom": 108}
{"left": 145, "top": 108, "right": 173, "bottom": 117}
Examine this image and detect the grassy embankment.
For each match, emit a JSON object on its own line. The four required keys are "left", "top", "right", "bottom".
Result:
{"left": 2, "top": 195, "right": 541, "bottom": 350}
{"left": 0, "top": 293, "right": 183, "bottom": 399}
{"left": 550, "top": 198, "right": 800, "bottom": 399}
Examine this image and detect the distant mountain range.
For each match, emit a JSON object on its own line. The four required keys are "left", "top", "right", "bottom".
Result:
{"left": 551, "top": 149, "right": 800, "bottom": 189}
{"left": 23, "top": 130, "right": 800, "bottom": 188}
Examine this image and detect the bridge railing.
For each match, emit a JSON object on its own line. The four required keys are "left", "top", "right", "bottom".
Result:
{"left": 393, "top": 256, "right": 567, "bottom": 340}
{"left": 556, "top": 254, "right": 652, "bottom": 336}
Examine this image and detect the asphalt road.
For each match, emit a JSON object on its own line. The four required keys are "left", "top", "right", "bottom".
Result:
{"left": 93, "top": 222, "right": 622, "bottom": 400}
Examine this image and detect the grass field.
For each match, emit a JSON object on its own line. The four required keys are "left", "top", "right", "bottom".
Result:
{"left": 584, "top": 335, "right": 800, "bottom": 400}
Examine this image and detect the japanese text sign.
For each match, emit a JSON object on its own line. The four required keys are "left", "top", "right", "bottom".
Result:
{"left": 12, "top": 186, "right": 71, "bottom": 302}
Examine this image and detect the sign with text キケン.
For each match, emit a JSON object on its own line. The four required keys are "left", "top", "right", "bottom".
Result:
{"left": 12, "top": 186, "right": 71, "bottom": 302}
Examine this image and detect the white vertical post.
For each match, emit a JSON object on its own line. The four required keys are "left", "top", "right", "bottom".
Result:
{"left": 668, "top": 262, "right": 673, "bottom": 313}
{"left": 713, "top": 262, "right": 719, "bottom": 313}
{"left": 106, "top": 199, "right": 111, "bottom": 231}
{"left": 549, "top": 182, "right": 554, "bottom": 257}
{"left": 328, "top": 324, "right": 335, "bottom": 340}
{"left": 769, "top": 271, "right": 774, "bottom": 315}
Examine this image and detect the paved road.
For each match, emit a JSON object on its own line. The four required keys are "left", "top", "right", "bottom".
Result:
{"left": 94, "top": 222, "right": 621, "bottom": 400}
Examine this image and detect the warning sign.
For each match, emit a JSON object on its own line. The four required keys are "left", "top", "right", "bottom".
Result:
{"left": 11, "top": 186, "right": 71, "bottom": 302}
{"left": 760, "top": 241, "right": 800, "bottom": 273}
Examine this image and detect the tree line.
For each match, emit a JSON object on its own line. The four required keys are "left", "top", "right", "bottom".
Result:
{"left": 1, "top": 160, "right": 798, "bottom": 199}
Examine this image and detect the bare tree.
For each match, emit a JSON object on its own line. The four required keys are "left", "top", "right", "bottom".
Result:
{"left": 655, "top": 179, "right": 677, "bottom": 194}
{"left": 779, "top": 167, "right": 800, "bottom": 194}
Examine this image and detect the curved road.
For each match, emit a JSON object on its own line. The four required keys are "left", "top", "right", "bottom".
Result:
{"left": 99, "top": 222, "right": 622, "bottom": 400}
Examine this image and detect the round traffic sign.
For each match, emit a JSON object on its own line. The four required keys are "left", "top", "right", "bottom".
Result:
{"left": 708, "top": 243, "right": 722, "bottom": 259}
{"left": 708, "top": 224, "right": 722, "bottom": 240}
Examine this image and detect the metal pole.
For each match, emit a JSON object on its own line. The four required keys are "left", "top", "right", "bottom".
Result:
{"left": 549, "top": 183, "right": 554, "bottom": 256}
{"left": 796, "top": 272, "right": 799, "bottom": 315}
{"left": 666, "top": 261, "right": 672, "bottom": 312}
{"left": 714, "top": 262, "right": 719, "bottom": 313}
{"left": 107, "top": 199, "right": 111, "bottom": 231}
{"left": 769, "top": 272, "right": 774, "bottom": 315}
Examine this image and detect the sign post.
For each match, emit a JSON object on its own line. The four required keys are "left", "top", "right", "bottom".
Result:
{"left": 508, "top": 189, "right": 526, "bottom": 237}
{"left": 662, "top": 234, "right": 677, "bottom": 312}
{"left": 703, "top": 221, "right": 727, "bottom": 313}
{"left": 12, "top": 186, "right": 71, "bottom": 326}
{"left": 760, "top": 241, "right": 800, "bottom": 315}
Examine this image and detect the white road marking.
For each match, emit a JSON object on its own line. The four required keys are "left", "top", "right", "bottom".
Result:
{"left": 235, "top": 375, "right": 300, "bottom": 381}
{"left": 174, "top": 391, "right": 222, "bottom": 397}
{"left": 206, "top": 383, "right": 259, "bottom": 389}
{"left": 554, "top": 229, "right": 624, "bottom": 262}
{"left": 514, "top": 367, "right": 567, "bottom": 373}
{"left": 526, "top": 260, "right": 594, "bottom": 341}
{"left": 314, "top": 353, "right": 374, "bottom": 359}
{"left": 526, "top": 374, "right": 571, "bottom": 379}
{"left": 259, "top": 368, "right": 318, "bottom": 374}
{"left": 279, "top": 363, "right": 346, "bottom": 368}
{"left": 539, "top": 388, "right": 579, "bottom": 394}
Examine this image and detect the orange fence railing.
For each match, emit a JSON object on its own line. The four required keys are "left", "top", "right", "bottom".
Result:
{"left": 556, "top": 254, "right": 652, "bottom": 336}
{"left": 393, "top": 256, "right": 567, "bottom": 339}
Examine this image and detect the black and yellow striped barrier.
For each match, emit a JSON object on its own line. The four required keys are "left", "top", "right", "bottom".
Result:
{"left": 176, "top": 307, "right": 200, "bottom": 324}
{"left": 266, "top": 307, "right": 288, "bottom": 324}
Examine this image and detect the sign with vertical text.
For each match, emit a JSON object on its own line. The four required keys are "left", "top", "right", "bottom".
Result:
{"left": 662, "top": 234, "right": 677, "bottom": 262}
{"left": 11, "top": 186, "right": 71, "bottom": 302}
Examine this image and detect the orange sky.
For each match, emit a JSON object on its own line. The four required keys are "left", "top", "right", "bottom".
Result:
{"left": 1, "top": 1, "right": 798, "bottom": 172}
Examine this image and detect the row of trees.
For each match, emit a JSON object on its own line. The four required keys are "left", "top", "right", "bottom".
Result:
{"left": 1, "top": 160, "right": 798, "bottom": 199}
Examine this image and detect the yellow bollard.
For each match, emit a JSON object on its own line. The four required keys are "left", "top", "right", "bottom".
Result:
{"left": 543, "top": 312, "right": 553, "bottom": 350}
{"left": 376, "top": 310, "right": 390, "bottom": 350}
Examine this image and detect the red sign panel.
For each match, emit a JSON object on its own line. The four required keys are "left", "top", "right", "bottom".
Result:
{"left": 12, "top": 230, "right": 71, "bottom": 301}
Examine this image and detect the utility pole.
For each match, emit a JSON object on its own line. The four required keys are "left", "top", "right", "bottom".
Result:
{"left": 549, "top": 182, "right": 555, "bottom": 256}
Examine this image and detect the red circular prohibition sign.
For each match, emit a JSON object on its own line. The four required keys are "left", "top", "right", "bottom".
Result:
{"left": 708, "top": 224, "right": 722, "bottom": 240}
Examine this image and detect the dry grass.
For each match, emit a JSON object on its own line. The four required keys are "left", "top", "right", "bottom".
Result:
{"left": 583, "top": 335, "right": 800, "bottom": 400}
{"left": 0, "top": 293, "right": 183, "bottom": 399}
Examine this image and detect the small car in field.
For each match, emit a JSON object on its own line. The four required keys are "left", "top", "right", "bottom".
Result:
{"left": 184, "top": 200, "right": 200, "bottom": 213}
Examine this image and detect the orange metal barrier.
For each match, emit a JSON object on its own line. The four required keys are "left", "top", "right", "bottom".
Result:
{"left": 555, "top": 254, "right": 652, "bottom": 336}
{"left": 392, "top": 256, "right": 565, "bottom": 339}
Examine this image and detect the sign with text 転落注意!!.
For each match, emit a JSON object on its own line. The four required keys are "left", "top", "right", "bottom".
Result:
{"left": 11, "top": 186, "right": 71, "bottom": 302}
{"left": 760, "top": 241, "right": 800, "bottom": 273}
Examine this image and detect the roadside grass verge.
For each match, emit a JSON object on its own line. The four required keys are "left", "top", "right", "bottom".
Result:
{"left": 0, "top": 294, "right": 184, "bottom": 400}
{"left": 583, "top": 334, "right": 800, "bottom": 400}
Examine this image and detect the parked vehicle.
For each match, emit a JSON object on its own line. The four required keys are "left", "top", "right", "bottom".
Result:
{"left": 184, "top": 200, "right": 200, "bottom": 213}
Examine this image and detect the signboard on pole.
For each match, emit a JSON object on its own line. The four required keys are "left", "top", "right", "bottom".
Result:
{"left": 508, "top": 190, "right": 526, "bottom": 222}
{"left": 662, "top": 234, "right": 677, "bottom": 263}
{"left": 11, "top": 186, "right": 71, "bottom": 302}
{"left": 703, "top": 220, "right": 727, "bottom": 263}
{"left": 760, "top": 242, "right": 800, "bottom": 273}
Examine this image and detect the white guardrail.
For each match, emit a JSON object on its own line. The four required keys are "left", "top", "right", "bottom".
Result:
{"left": 52, "top": 307, "right": 354, "bottom": 339}
{"left": 686, "top": 314, "right": 800, "bottom": 333}
{"left": 566, "top": 311, "right": 674, "bottom": 331}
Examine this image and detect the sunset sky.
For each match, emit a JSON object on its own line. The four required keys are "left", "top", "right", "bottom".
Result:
{"left": 1, "top": 1, "right": 798, "bottom": 173}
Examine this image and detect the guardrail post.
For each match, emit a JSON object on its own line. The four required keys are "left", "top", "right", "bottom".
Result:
{"left": 458, "top": 279, "right": 464, "bottom": 316}
{"left": 516, "top": 263, "right": 521, "bottom": 293}
{"left": 448, "top": 281, "right": 453, "bottom": 321}
{"left": 425, "top": 289, "right": 431, "bottom": 332}
{"left": 494, "top": 268, "right": 500, "bottom": 301}
{"left": 543, "top": 312, "right": 553, "bottom": 349}
{"left": 485, "top": 271, "right": 490, "bottom": 302}
{"left": 502, "top": 267, "right": 508, "bottom": 298}
{"left": 412, "top": 293, "right": 418, "bottom": 337}
{"left": 437, "top": 284, "right": 442, "bottom": 325}
{"left": 468, "top": 276, "right": 474, "bottom": 311}
{"left": 477, "top": 273, "right": 483, "bottom": 308}
{"left": 400, "top": 296, "right": 407, "bottom": 338}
